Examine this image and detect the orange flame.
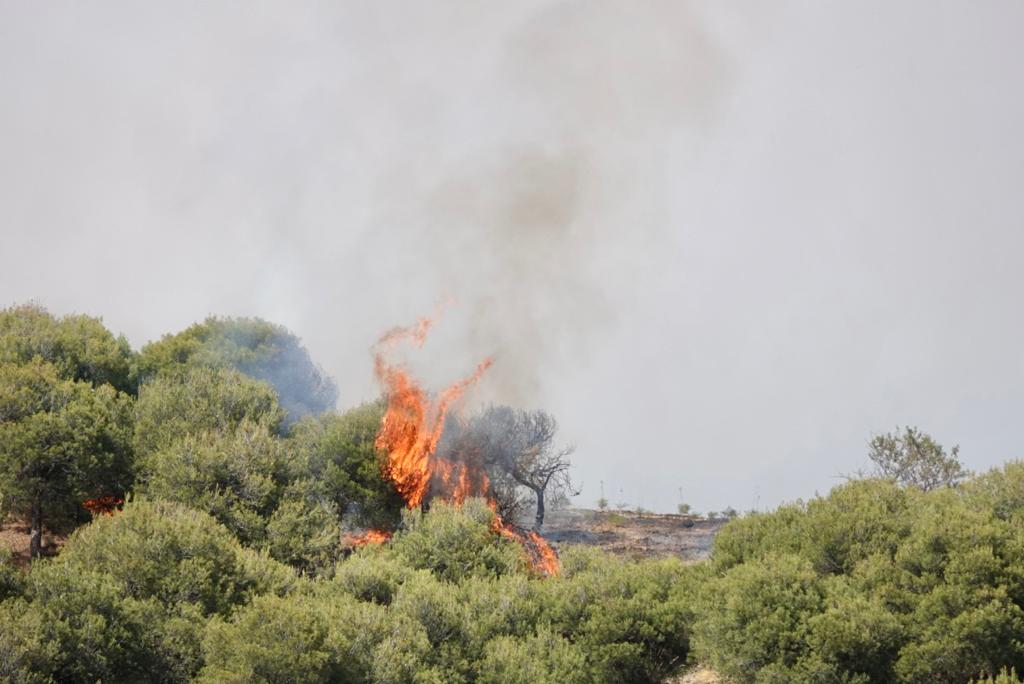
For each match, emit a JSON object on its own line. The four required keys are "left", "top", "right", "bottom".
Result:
{"left": 373, "top": 316, "right": 560, "bottom": 576}
{"left": 83, "top": 496, "right": 123, "bottom": 516}
{"left": 373, "top": 319, "right": 493, "bottom": 508}
{"left": 346, "top": 529, "right": 392, "bottom": 547}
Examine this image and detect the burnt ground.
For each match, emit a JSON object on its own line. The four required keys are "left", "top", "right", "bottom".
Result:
{"left": 3, "top": 507, "right": 727, "bottom": 567}
{"left": 540, "top": 508, "right": 727, "bottom": 562}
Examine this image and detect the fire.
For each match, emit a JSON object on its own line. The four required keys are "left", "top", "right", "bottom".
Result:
{"left": 373, "top": 319, "right": 494, "bottom": 509}
{"left": 373, "top": 316, "right": 560, "bottom": 576}
{"left": 346, "top": 529, "right": 392, "bottom": 547}
{"left": 83, "top": 495, "right": 123, "bottom": 516}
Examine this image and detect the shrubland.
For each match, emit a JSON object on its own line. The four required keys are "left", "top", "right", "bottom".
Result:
{"left": 3, "top": 303, "right": 1024, "bottom": 682}
{"left": 0, "top": 498, "right": 695, "bottom": 683}
{"left": 692, "top": 468, "right": 1024, "bottom": 682}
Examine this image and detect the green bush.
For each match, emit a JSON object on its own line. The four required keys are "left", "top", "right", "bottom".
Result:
{"left": 973, "top": 669, "right": 1024, "bottom": 684}
{"left": 286, "top": 402, "right": 403, "bottom": 530}
{"left": 0, "top": 544, "right": 23, "bottom": 601}
{"left": 476, "top": 629, "right": 589, "bottom": 684}
{"left": 330, "top": 549, "right": 412, "bottom": 605}
{"left": 134, "top": 366, "right": 284, "bottom": 457}
{"left": 265, "top": 493, "right": 342, "bottom": 575}
{"left": 138, "top": 420, "right": 288, "bottom": 546}
{"left": 694, "top": 466, "right": 1024, "bottom": 682}
{"left": 540, "top": 546, "right": 693, "bottom": 682}
{"left": 56, "top": 498, "right": 295, "bottom": 615}
{"left": 11, "top": 562, "right": 205, "bottom": 683}
{"left": 198, "top": 593, "right": 333, "bottom": 684}
{"left": 133, "top": 316, "right": 337, "bottom": 421}
{"left": 0, "top": 303, "right": 134, "bottom": 394}
{"left": 389, "top": 498, "right": 521, "bottom": 582}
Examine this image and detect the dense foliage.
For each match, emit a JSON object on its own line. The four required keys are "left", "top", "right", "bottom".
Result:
{"left": 0, "top": 304, "right": 400, "bottom": 571}
{"left": 693, "top": 467, "right": 1024, "bottom": 683}
{"left": 0, "top": 498, "right": 693, "bottom": 683}
{"left": 3, "top": 302, "right": 1024, "bottom": 683}
{"left": 134, "top": 316, "right": 337, "bottom": 421}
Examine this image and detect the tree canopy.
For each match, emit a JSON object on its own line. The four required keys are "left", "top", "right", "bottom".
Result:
{"left": 0, "top": 303, "right": 134, "bottom": 394}
{"left": 0, "top": 358, "right": 133, "bottom": 557}
{"left": 134, "top": 317, "right": 337, "bottom": 421}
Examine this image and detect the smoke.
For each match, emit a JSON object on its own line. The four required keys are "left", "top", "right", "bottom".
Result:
{"left": 13, "top": 3, "right": 1022, "bottom": 515}
{"left": 369, "top": 0, "right": 733, "bottom": 406}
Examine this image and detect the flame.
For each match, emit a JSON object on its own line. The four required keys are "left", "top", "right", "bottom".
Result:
{"left": 83, "top": 496, "right": 123, "bottom": 516}
{"left": 346, "top": 529, "right": 392, "bottom": 547}
{"left": 373, "top": 316, "right": 560, "bottom": 576}
{"left": 526, "top": 531, "right": 561, "bottom": 576}
{"left": 373, "top": 319, "right": 493, "bottom": 509}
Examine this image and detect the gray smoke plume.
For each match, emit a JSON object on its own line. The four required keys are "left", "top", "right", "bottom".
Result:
{"left": 368, "top": 0, "right": 733, "bottom": 406}
{"left": 7, "top": 3, "right": 1022, "bottom": 514}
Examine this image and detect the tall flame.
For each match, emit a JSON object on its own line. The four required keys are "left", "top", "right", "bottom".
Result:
{"left": 371, "top": 316, "right": 560, "bottom": 576}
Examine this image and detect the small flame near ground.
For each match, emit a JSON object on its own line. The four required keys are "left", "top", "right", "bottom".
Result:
{"left": 357, "top": 315, "right": 560, "bottom": 576}
{"left": 345, "top": 529, "right": 393, "bottom": 547}
{"left": 83, "top": 496, "right": 123, "bottom": 517}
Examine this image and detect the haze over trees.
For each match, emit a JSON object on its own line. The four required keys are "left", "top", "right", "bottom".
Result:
{"left": 135, "top": 316, "right": 338, "bottom": 422}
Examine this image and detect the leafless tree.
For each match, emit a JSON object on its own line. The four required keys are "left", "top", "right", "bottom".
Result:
{"left": 441, "top": 406, "right": 577, "bottom": 530}
{"left": 479, "top": 406, "right": 576, "bottom": 530}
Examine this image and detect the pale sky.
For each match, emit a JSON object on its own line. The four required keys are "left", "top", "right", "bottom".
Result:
{"left": 3, "top": 2, "right": 1023, "bottom": 513}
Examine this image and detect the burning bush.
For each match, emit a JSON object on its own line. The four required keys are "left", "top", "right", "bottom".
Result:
{"left": 371, "top": 316, "right": 563, "bottom": 575}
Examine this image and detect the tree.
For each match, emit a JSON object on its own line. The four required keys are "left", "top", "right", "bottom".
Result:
{"left": 134, "top": 316, "right": 337, "bottom": 421}
{"left": 56, "top": 498, "right": 295, "bottom": 616}
{"left": 286, "top": 401, "right": 403, "bottom": 530}
{"left": 133, "top": 366, "right": 284, "bottom": 458}
{"left": 868, "top": 426, "right": 968, "bottom": 491}
{"left": 0, "top": 359, "right": 133, "bottom": 558}
{"left": 448, "top": 406, "right": 576, "bottom": 530}
{"left": 0, "top": 303, "right": 134, "bottom": 394}
{"left": 136, "top": 420, "right": 288, "bottom": 546}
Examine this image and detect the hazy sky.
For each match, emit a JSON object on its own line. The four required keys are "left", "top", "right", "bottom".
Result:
{"left": 3, "top": 2, "right": 1023, "bottom": 513}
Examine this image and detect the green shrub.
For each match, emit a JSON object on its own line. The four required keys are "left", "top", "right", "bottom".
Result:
{"left": 973, "top": 669, "right": 1024, "bottom": 684}
{"left": 331, "top": 549, "right": 411, "bottom": 604}
{"left": 476, "top": 628, "right": 589, "bottom": 684}
{"left": 133, "top": 316, "right": 337, "bottom": 421}
{"left": 542, "top": 546, "right": 693, "bottom": 682}
{"left": 265, "top": 493, "right": 342, "bottom": 575}
{"left": 56, "top": 498, "right": 295, "bottom": 615}
{"left": 134, "top": 366, "right": 284, "bottom": 457}
{"left": 695, "top": 466, "right": 1024, "bottom": 682}
{"left": 389, "top": 498, "right": 521, "bottom": 582}
{"left": 137, "top": 420, "right": 288, "bottom": 546}
{"left": 0, "top": 544, "right": 23, "bottom": 601}
{"left": 0, "top": 599, "right": 58, "bottom": 684}
{"left": 198, "top": 593, "right": 332, "bottom": 684}
{"left": 287, "top": 402, "right": 403, "bottom": 530}
{"left": 694, "top": 553, "right": 825, "bottom": 681}
{"left": 13, "top": 562, "right": 206, "bottom": 683}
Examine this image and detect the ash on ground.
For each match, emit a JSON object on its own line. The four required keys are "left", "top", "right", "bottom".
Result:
{"left": 539, "top": 509, "right": 726, "bottom": 562}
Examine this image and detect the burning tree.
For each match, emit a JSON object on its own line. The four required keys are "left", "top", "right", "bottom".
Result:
{"left": 369, "top": 315, "right": 561, "bottom": 575}
{"left": 441, "top": 406, "right": 576, "bottom": 531}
